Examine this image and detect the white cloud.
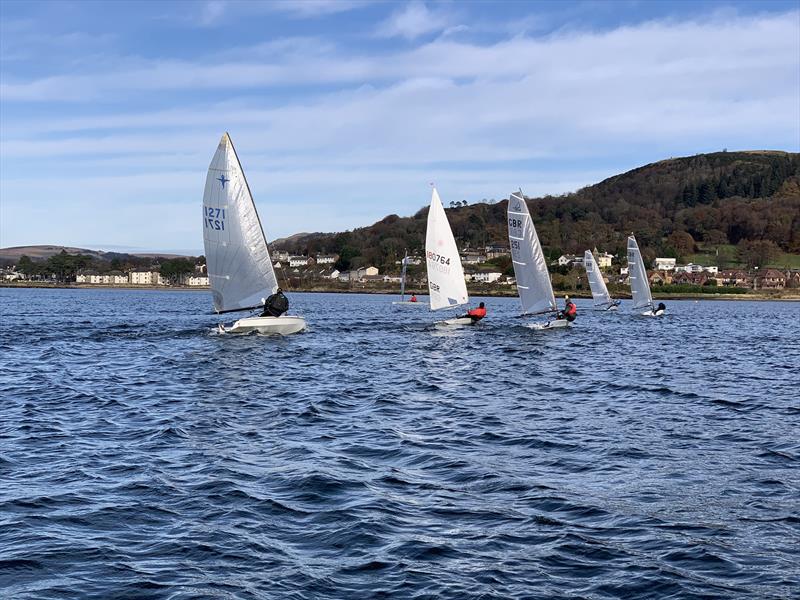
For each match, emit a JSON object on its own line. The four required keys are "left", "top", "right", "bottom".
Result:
{"left": 376, "top": 1, "right": 453, "bottom": 40}
{"left": 1, "top": 10, "right": 798, "bottom": 248}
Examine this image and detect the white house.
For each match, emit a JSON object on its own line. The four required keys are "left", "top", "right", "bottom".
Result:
{"left": 485, "top": 245, "right": 510, "bottom": 259}
{"left": 383, "top": 275, "right": 402, "bottom": 283}
{"left": 129, "top": 270, "right": 160, "bottom": 285}
{"left": 289, "top": 256, "right": 308, "bottom": 268}
{"left": 184, "top": 275, "right": 210, "bottom": 286}
{"left": 315, "top": 254, "right": 337, "bottom": 265}
{"left": 557, "top": 254, "right": 583, "bottom": 267}
{"left": 327, "top": 269, "right": 340, "bottom": 280}
{"left": 654, "top": 257, "right": 677, "bottom": 271}
{"left": 273, "top": 251, "right": 290, "bottom": 262}
{"left": 704, "top": 266, "right": 719, "bottom": 275}
{"left": 460, "top": 251, "right": 487, "bottom": 265}
{"left": 466, "top": 271, "right": 502, "bottom": 284}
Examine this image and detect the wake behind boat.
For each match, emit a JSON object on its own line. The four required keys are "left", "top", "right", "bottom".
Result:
{"left": 203, "top": 133, "right": 306, "bottom": 335}
{"left": 508, "top": 191, "right": 571, "bottom": 330}
{"left": 584, "top": 250, "right": 621, "bottom": 311}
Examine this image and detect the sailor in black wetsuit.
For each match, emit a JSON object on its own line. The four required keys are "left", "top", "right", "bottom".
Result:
{"left": 261, "top": 288, "right": 289, "bottom": 317}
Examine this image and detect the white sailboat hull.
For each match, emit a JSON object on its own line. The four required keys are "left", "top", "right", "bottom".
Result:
{"left": 641, "top": 309, "right": 665, "bottom": 317}
{"left": 526, "top": 318, "right": 571, "bottom": 330}
{"left": 443, "top": 317, "right": 477, "bottom": 326}
{"left": 222, "top": 315, "right": 306, "bottom": 335}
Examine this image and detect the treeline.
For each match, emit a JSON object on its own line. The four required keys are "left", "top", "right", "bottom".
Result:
{"left": 15, "top": 250, "right": 203, "bottom": 282}
{"left": 274, "top": 151, "right": 800, "bottom": 271}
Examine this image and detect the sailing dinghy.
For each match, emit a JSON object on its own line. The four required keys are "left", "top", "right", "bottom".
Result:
{"left": 627, "top": 234, "right": 664, "bottom": 316}
{"left": 203, "top": 133, "right": 306, "bottom": 335}
{"left": 392, "top": 251, "right": 427, "bottom": 306}
{"left": 425, "top": 187, "right": 471, "bottom": 325}
{"left": 584, "top": 250, "right": 621, "bottom": 310}
{"left": 508, "top": 191, "right": 569, "bottom": 330}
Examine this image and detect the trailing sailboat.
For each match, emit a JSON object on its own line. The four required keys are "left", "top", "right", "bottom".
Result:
{"left": 583, "top": 250, "right": 621, "bottom": 310}
{"left": 425, "top": 187, "right": 471, "bottom": 325}
{"left": 627, "top": 234, "right": 665, "bottom": 317}
{"left": 392, "top": 251, "right": 426, "bottom": 306}
{"left": 202, "top": 133, "right": 306, "bottom": 335}
{"left": 508, "top": 191, "right": 570, "bottom": 329}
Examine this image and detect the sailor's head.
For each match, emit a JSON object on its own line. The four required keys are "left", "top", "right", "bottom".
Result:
{"left": 479, "top": 302, "right": 485, "bottom": 308}
{"left": 564, "top": 295, "right": 570, "bottom": 301}
{"left": 277, "top": 287, "right": 283, "bottom": 293}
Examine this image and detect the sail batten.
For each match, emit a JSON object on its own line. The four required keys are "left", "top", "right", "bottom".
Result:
{"left": 425, "top": 188, "right": 469, "bottom": 311}
{"left": 202, "top": 133, "right": 278, "bottom": 313}
{"left": 627, "top": 235, "right": 653, "bottom": 310}
{"left": 507, "top": 191, "right": 558, "bottom": 315}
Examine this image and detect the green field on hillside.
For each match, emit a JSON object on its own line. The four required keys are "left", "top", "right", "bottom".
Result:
{"left": 686, "top": 245, "right": 800, "bottom": 269}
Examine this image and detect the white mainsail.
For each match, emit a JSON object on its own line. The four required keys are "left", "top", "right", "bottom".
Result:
{"left": 584, "top": 250, "right": 614, "bottom": 307}
{"left": 508, "top": 191, "right": 558, "bottom": 315}
{"left": 425, "top": 187, "right": 468, "bottom": 311}
{"left": 202, "top": 133, "right": 278, "bottom": 313}
{"left": 627, "top": 235, "right": 653, "bottom": 311}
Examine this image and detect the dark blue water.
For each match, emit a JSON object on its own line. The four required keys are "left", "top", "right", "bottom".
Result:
{"left": 1, "top": 288, "right": 798, "bottom": 599}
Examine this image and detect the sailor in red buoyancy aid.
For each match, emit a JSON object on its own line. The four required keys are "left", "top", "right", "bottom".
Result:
{"left": 461, "top": 301, "right": 487, "bottom": 324}
{"left": 559, "top": 296, "right": 577, "bottom": 322}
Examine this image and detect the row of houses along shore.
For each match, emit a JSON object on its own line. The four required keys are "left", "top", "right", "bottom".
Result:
{"left": 3, "top": 248, "right": 799, "bottom": 291}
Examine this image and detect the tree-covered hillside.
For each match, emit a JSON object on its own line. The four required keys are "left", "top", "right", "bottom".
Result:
{"left": 274, "top": 151, "right": 800, "bottom": 271}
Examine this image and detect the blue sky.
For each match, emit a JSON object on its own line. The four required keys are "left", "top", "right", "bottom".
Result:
{"left": 1, "top": 0, "right": 798, "bottom": 254}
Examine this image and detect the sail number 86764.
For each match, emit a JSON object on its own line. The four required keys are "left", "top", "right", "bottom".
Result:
{"left": 426, "top": 251, "right": 451, "bottom": 265}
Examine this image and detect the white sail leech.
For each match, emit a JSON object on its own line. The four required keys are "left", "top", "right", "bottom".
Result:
{"left": 425, "top": 187, "right": 469, "bottom": 311}
{"left": 584, "top": 250, "right": 614, "bottom": 308}
{"left": 508, "top": 191, "right": 558, "bottom": 315}
{"left": 202, "top": 133, "right": 278, "bottom": 313}
{"left": 627, "top": 235, "right": 654, "bottom": 311}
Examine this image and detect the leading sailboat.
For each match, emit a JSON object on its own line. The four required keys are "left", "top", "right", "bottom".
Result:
{"left": 584, "top": 250, "right": 621, "bottom": 310}
{"left": 202, "top": 133, "right": 306, "bottom": 335}
{"left": 508, "top": 190, "right": 569, "bottom": 329}
{"left": 392, "top": 251, "right": 427, "bottom": 306}
{"left": 627, "top": 234, "right": 664, "bottom": 316}
{"left": 425, "top": 187, "right": 471, "bottom": 325}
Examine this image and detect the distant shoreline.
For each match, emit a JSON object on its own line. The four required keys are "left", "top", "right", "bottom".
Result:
{"left": 2, "top": 282, "right": 799, "bottom": 301}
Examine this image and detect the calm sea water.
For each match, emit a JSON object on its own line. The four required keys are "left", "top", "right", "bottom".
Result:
{"left": 1, "top": 287, "right": 798, "bottom": 599}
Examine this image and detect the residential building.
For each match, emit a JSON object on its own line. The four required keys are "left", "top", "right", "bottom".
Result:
{"left": 596, "top": 252, "right": 614, "bottom": 268}
{"left": 288, "top": 256, "right": 309, "bottom": 268}
{"left": 756, "top": 269, "right": 786, "bottom": 289}
{"left": 557, "top": 254, "right": 583, "bottom": 267}
{"left": 273, "top": 251, "right": 290, "bottom": 262}
{"left": 460, "top": 251, "right": 487, "bottom": 265}
{"left": 719, "top": 269, "right": 750, "bottom": 287}
{"left": 654, "top": 257, "right": 676, "bottom": 271}
{"left": 184, "top": 274, "right": 210, "bottom": 286}
{"left": 485, "top": 245, "right": 510, "bottom": 259}
{"left": 786, "top": 270, "right": 800, "bottom": 288}
{"left": 315, "top": 254, "right": 338, "bottom": 265}
{"left": 648, "top": 271, "right": 671, "bottom": 285}
{"left": 466, "top": 271, "right": 502, "bottom": 284}
{"left": 129, "top": 270, "right": 160, "bottom": 285}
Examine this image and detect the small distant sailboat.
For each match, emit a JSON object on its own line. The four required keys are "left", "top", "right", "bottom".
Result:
{"left": 627, "top": 234, "right": 664, "bottom": 317}
{"left": 584, "top": 250, "right": 621, "bottom": 310}
{"left": 425, "top": 187, "right": 471, "bottom": 325}
{"left": 203, "top": 133, "right": 306, "bottom": 335}
{"left": 508, "top": 191, "right": 569, "bottom": 329}
{"left": 392, "top": 251, "right": 427, "bottom": 306}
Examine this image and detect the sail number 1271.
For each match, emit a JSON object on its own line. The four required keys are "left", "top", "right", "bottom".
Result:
{"left": 204, "top": 207, "right": 226, "bottom": 231}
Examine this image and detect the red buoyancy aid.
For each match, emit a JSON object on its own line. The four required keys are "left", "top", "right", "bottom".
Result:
{"left": 410, "top": 296, "right": 417, "bottom": 302}
{"left": 468, "top": 307, "right": 487, "bottom": 318}
{"left": 565, "top": 302, "right": 576, "bottom": 316}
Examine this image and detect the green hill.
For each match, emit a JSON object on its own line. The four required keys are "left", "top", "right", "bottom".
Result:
{"left": 273, "top": 150, "right": 800, "bottom": 271}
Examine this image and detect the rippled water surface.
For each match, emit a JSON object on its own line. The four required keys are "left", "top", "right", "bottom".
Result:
{"left": 1, "top": 287, "right": 799, "bottom": 599}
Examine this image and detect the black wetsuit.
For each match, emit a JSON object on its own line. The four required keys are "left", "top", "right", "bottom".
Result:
{"left": 261, "top": 291, "right": 289, "bottom": 317}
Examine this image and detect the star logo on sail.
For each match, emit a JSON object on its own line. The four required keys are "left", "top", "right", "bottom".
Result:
{"left": 217, "top": 175, "right": 229, "bottom": 189}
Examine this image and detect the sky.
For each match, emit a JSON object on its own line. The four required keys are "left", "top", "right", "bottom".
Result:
{"left": 1, "top": 0, "right": 798, "bottom": 254}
